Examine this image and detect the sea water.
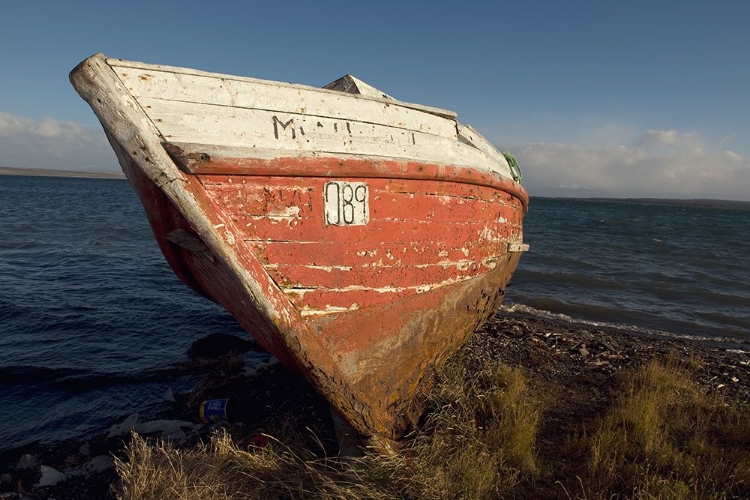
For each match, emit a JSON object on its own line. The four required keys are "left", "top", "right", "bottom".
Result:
{"left": 1, "top": 176, "right": 748, "bottom": 451}
{"left": 504, "top": 197, "right": 750, "bottom": 343}
{"left": 0, "top": 175, "right": 259, "bottom": 451}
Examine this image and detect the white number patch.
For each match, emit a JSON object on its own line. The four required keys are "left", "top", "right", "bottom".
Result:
{"left": 324, "top": 182, "right": 369, "bottom": 226}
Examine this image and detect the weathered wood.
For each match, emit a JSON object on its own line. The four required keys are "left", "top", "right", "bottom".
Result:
{"left": 108, "top": 57, "right": 458, "bottom": 119}
{"left": 165, "top": 142, "right": 527, "bottom": 198}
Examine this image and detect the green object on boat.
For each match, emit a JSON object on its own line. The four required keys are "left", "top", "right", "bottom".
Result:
{"left": 503, "top": 151, "right": 522, "bottom": 182}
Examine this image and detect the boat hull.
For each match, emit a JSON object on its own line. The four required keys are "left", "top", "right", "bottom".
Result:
{"left": 70, "top": 53, "right": 528, "bottom": 447}
{"left": 123, "top": 148, "right": 524, "bottom": 440}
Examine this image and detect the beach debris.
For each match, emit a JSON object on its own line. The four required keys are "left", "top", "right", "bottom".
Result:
{"left": 199, "top": 397, "right": 259, "bottom": 424}
{"left": 250, "top": 435, "right": 269, "bottom": 448}
{"left": 35, "top": 465, "right": 65, "bottom": 488}
{"left": 187, "top": 332, "right": 257, "bottom": 360}
{"left": 107, "top": 413, "right": 201, "bottom": 441}
{"left": 66, "top": 455, "right": 114, "bottom": 476}
{"left": 15, "top": 454, "right": 37, "bottom": 470}
{"left": 164, "top": 386, "right": 176, "bottom": 402}
{"left": 243, "top": 356, "right": 280, "bottom": 377}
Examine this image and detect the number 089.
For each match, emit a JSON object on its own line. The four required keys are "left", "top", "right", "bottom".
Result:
{"left": 324, "top": 182, "right": 369, "bottom": 226}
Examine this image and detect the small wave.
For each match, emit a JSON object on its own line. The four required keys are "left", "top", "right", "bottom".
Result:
{"left": 498, "top": 303, "right": 750, "bottom": 350}
{"left": 500, "top": 302, "right": 576, "bottom": 323}
{"left": 0, "top": 365, "right": 88, "bottom": 385}
{"left": 0, "top": 364, "right": 192, "bottom": 392}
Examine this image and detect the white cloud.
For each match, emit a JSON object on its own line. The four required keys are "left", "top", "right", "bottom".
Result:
{"left": 722, "top": 150, "right": 743, "bottom": 163}
{"left": 511, "top": 130, "right": 750, "bottom": 200}
{"left": 0, "top": 112, "right": 95, "bottom": 142}
{"left": 636, "top": 129, "right": 680, "bottom": 150}
{"left": 0, "top": 112, "right": 116, "bottom": 171}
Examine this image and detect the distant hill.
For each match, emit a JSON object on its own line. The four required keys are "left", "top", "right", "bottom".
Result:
{"left": 0, "top": 167, "right": 125, "bottom": 180}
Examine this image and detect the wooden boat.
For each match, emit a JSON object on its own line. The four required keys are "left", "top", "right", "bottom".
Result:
{"left": 70, "top": 53, "right": 529, "bottom": 451}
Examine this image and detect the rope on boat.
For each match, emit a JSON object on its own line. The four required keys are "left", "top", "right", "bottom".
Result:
{"left": 503, "top": 151, "right": 522, "bottom": 182}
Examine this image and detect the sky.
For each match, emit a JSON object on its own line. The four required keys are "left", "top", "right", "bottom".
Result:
{"left": 1, "top": 0, "right": 748, "bottom": 200}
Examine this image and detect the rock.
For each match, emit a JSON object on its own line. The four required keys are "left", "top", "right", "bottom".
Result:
{"left": 79, "top": 442, "right": 91, "bottom": 456}
{"left": 15, "top": 454, "right": 37, "bottom": 470}
{"left": 243, "top": 356, "right": 280, "bottom": 377}
{"left": 66, "top": 455, "right": 115, "bottom": 476}
{"left": 107, "top": 413, "right": 139, "bottom": 438}
{"left": 86, "top": 455, "right": 114, "bottom": 473}
{"left": 187, "top": 333, "right": 257, "bottom": 360}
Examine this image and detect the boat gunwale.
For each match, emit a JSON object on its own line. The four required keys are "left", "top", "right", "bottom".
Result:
{"left": 164, "top": 142, "right": 530, "bottom": 210}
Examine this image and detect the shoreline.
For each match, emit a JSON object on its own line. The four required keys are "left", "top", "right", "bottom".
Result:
{"left": 0, "top": 167, "right": 125, "bottom": 180}
{"left": 501, "top": 304, "right": 750, "bottom": 351}
{"left": 2, "top": 312, "right": 749, "bottom": 498}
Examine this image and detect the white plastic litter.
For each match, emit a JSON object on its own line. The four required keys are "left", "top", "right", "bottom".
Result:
{"left": 36, "top": 465, "right": 65, "bottom": 487}
{"left": 164, "top": 386, "right": 176, "bottom": 402}
{"left": 107, "top": 413, "right": 201, "bottom": 441}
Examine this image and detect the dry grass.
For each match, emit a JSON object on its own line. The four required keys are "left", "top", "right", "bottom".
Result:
{"left": 577, "top": 355, "right": 750, "bottom": 499}
{"left": 393, "top": 359, "right": 542, "bottom": 499}
{"left": 115, "top": 430, "right": 400, "bottom": 500}
{"left": 115, "top": 353, "right": 750, "bottom": 499}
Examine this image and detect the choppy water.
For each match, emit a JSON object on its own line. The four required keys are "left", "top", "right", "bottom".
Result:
{"left": 504, "top": 197, "right": 750, "bottom": 344}
{"left": 0, "top": 175, "right": 259, "bottom": 452}
{"left": 1, "top": 176, "right": 748, "bottom": 451}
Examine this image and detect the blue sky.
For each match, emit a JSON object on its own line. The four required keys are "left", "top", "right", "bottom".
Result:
{"left": 1, "top": 0, "right": 748, "bottom": 200}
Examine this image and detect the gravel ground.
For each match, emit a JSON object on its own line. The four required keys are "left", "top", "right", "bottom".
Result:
{"left": 469, "top": 313, "right": 750, "bottom": 462}
{"left": 2, "top": 312, "right": 748, "bottom": 499}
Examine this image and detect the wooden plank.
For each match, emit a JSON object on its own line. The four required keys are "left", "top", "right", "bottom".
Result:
{"left": 285, "top": 287, "right": 418, "bottom": 314}
{"left": 266, "top": 257, "right": 499, "bottom": 291}
{"left": 230, "top": 210, "right": 512, "bottom": 240}
{"left": 116, "top": 67, "right": 457, "bottom": 137}
{"left": 198, "top": 175, "right": 523, "bottom": 223}
{"left": 168, "top": 143, "right": 523, "bottom": 197}
{"left": 249, "top": 240, "right": 504, "bottom": 269}
{"left": 108, "top": 58, "right": 459, "bottom": 119}
{"left": 142, "top": 99, "right": 506, "bottom": 172}
{"left": 235, "top": 217, "right": 512, "bottom": 246}
{"left": 143, "top": 96, "right": 435, "bottom": 149}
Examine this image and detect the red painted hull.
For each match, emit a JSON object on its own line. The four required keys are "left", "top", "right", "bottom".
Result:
{"left": 127, "top": 146, "right": 526, "bottom": 443}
